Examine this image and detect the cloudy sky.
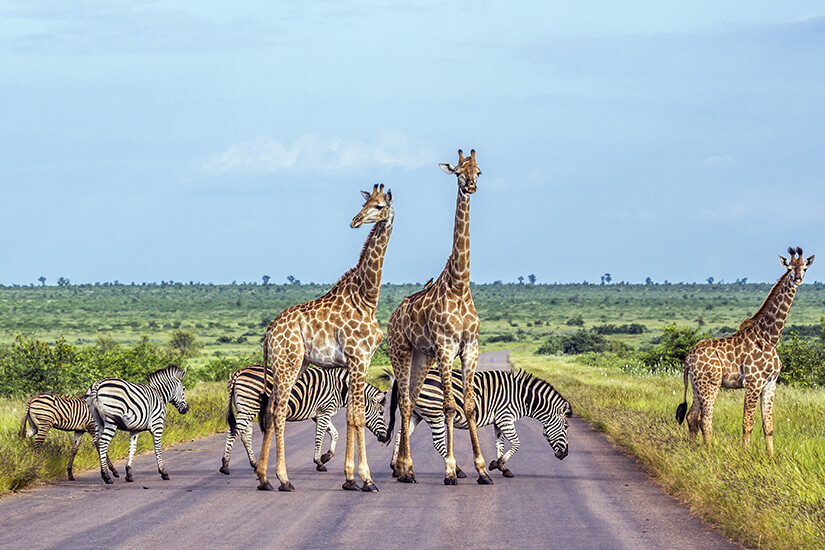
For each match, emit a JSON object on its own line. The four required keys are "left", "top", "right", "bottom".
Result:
{"left": 2, "top": 1, "right": 824, "bottom": 285}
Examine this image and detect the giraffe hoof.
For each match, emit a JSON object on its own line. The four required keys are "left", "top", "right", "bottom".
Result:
{"left": 397, "top": 473, "right": 417, "bottom": 484}
{"left": 444, "top": 475, "right": 458, "bottom": 486}
{"left": 361, "top": 481, "right": 379, "bottom": 492}
{"left": 342, "top": 480, "right": 359, "bottom": 491}
{"left": 316, "top": 463, "right": 327, "bottom": 472}
{"left": 456, "top": 467, "right": 467, "bottom": 479}
{"left": 320, "top": 452, "right": 334, "bottom": 464}
{"left": 501, "top": 468, "right": 514, "bottom": 478}
{"left": 477, "top": 473, "right": 494, "bottom": 485}
{"left": 257, "top": 481, "right": 276, "bottom": 491}
{"left": 278, "top": 482, "right": 295, "bottom": 492}
{"left": 160, "top": 472, "right": 170, "bottom": 481}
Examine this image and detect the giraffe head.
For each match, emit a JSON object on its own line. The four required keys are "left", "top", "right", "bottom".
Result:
{"left": 440, "top": 149, "right": 481, "bottom": 194}
{"left": 350, "top": 183, "right": 393, "bottom": 228}
{"left": 779, "top": 246, "right": 815, "bottom": 287}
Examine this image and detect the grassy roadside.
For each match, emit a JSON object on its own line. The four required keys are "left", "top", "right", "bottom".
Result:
{"left": 511, "top": 347, "right": 825, "bottom": 550}
{"left": 0, "top": 381, "right": 227, "bottom": 495}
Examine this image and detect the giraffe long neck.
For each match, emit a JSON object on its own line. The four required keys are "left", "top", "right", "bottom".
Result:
{"left": 354, "top": 212, "right": 393, "bottom": 311}
{"left": 444, "top": 189, "right": 471, "bottom": 295}
{"left": 753, "top": 273, "right": 797, "bottom": 346}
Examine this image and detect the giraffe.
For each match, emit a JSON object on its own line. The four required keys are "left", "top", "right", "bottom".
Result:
{"left": 387, "top": 148, "right": 493, "bottom": 486}
{"left": 676, "top": 247, "right": 814, "bottom": 456}
{"left": 256, "top": 184, "right": 393, "bottom": 492}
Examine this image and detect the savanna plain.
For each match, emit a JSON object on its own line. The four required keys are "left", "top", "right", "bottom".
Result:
{"left": 1, "top": 280, "right": 824, "bottom": 549}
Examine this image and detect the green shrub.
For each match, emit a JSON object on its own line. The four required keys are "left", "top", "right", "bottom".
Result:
{"left": 639, "top": 324, "right": 709, "bottom": 371}
{"left": 536, "top": 330, "right": 608, "bottom": 355}
{"left": 777, "top": 333, "right": 825, "bottom": 386}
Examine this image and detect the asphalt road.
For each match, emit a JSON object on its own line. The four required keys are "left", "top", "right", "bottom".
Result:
{"left": 0, "top": 351, "right": 742, "bottom": 550}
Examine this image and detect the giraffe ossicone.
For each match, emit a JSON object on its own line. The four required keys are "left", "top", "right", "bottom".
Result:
{"left": 676, "top": 246, "right": 814, "bottom": 456}
{"left": 255, "top": 184, "right": 393, "bottom": 492}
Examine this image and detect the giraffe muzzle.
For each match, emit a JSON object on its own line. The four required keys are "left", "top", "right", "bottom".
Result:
{"left": 350, "top": 217, "right": 363, "bottom": 228}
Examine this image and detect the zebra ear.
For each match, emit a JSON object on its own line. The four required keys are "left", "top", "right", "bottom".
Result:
{"left": 378, "top": 391, "right": 388, "bottom": 406}
{"left": 180, "top": 368, "right": 187, "bottom": 379}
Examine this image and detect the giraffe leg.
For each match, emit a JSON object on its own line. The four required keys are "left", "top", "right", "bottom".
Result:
{"left": 461, "top": 342, "right": 493, "bottom": 485}
{"left": 742, "top": 380, "right": 763, "bottom": 451}
{"left": 700, "top": 383, "right": 720, "bottom": 446}
{"left": 686, "top": 373, "right": 702, "bottom": 443}
{"left": 391, "top": 413, "right": 420, "bottom": 476}
{"left": 760, "top": 378, "right": 778, "bottom": 456}
{"left": 436, "top": 344, "right": 461, "bottom": 485}
{"left": 342, "top": 360, "right": 377, "bottom": 492}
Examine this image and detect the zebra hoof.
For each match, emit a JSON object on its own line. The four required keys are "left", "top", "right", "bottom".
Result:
{"left": 488, "top": 459, "right": 500, "bottom": 470}
{"left": 111, "top": 469, "right": 120, "bottom": 478}
{"left": 102, "top": 476, "right": 113, "bottom": 485}
{"left": 501, "top": 468, "right": 514, "bottom": 478}
{"left": 361, "top": 481, "right": 379, "bottom": 492}
{"left": 67, "top": 470, "right": 75, "bottom": 481}
{"left": 320, "top": 452, "right": 333, "bottom": 464}
{"left": 477, "top": 473, "right": 494, "bottom": 485}
{"left": 316, "top": 463, "right": 327, "bottom": 472}
{"left": 456, "top": 467, "right": 467, "bottom": 479}
{"left": 342, "top": 480, "right": 359, "bottom": 491}
{"left": 278, "top": 482, "right": 295, "bottom": 492}
{"left": 257, "top": 481, "right": 276, "bottom": 491}
{"left": 161, "top": 472, "right": 170, "bottom": 481}
{"left": 444, "top": 475, "right": 458, "bottom": 486}
{"left": 219, "top": 465, "right": 230, "bottom": 475}
{"left": 125, "top": 475, "right": 134, "bottom": 482}
{"left": 397, "top": 473, "right": 417, "bottom": 484}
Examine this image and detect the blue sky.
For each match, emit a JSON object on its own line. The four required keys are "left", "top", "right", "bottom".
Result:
{"left": 1, "top": 1, "right": 824, "bottom": 285}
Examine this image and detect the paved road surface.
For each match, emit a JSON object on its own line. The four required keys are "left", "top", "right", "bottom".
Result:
{"left": 0, "top": 351, "right": 742, "bottom": 549}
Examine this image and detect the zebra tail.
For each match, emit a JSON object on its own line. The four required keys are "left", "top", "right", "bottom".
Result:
{"left": 675, "top": 360, "right": 689, "bottom": 424}
{"left": 386, "top": 378, "right": 399, "bottom": 438}
{"left": 226, "top": 378, "right": 238, "bottom": 437}
{"left": 18, "top": 401, "right": 32, "bottom": 439}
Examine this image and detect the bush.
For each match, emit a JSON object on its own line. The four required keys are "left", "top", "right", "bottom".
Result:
{"left": 536, "top": 330, "right": 608, "bottom": 355}
{"left": 592, "top": 323, "right": 646, "bottom": 335}
{"left": 487, "top": 334, "right": 516, "bottom": 344}
{"left": 639, "top": 324, "right": 709, "bottom": 372}
{"left": 566, "top": 314, "right": 584, "bottom": 326}
{"left": 777, "top": 333, "right": 825, "bottom": 386}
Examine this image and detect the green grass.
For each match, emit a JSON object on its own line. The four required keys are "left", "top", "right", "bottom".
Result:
{"left": 511, "top": 348, "right": 825, "bottom": 550}
{"left": 0, "top": 382, "right": 227, "bottom": 494}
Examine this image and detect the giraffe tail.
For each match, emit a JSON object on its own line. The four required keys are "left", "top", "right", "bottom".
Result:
{"left": 386, "top": 378, "right": 399, "bottom": 439}
{"left": 675, "top": 360, "right": 689, "bottom": 424}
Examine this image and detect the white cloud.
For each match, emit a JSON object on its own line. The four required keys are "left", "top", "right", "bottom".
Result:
{"left": 201, "top": 131, "right": 436, "bottom": 176}
{"left": 701, "top": 154, "right": 736, "bottom": 168}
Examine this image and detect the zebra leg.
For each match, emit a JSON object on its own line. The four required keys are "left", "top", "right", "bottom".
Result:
{"left": 32, "top": 421, "right": 52, "bottom": 451}
{"left": 220, "top": 419, "right": 237, "bottom": 475}
{"left": 322, "top": 421, "right": 339, "bottom": 464}
{"left": 491, "top": 422, "right": 519, "bottom": 478}
{"left": 67, "top": 431, "right": 84, "bottom": 481}
{"left": 89, "top": 425, "right": 119, "bottom": 478}
{"left": 314, "top": 413, "right": 336, "bottom": 471}
{"left": 240, "top": 416, "right": 257, "bottom": 469}
{"left": 97, "top": 423, "right": 116, "bottom": 484}
{"left": 488, "top": 425, "right": 505, "bottom": 471}
{"left": 149, "top": 426, "right": 169, "bottom": 480}
{"left": 125, "top": 431, "right": 139, "bottom": 482}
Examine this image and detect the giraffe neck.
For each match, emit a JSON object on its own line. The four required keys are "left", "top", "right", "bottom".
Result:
{"left": 753, "top": 273, "right": 796, "bottom": 346}
{"left": 443, "top": 189, "right": 471, "bottom": 295}
{"left": 353, "top": 212, "right": 393, "bottom": 310}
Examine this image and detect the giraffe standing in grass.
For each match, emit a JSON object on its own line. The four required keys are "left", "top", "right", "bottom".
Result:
{"left": 676, "top": 247, "right": 814, "bottom": 455}
{"left": 257, "top": 184, "right": 393, "bottom": 492}
{"left": 388, "top": 149, "right": 493, "bottom": 486}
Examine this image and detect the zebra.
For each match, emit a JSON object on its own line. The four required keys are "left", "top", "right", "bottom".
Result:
{"left": 387, "top": 368, "right": 572, "bottom": 478}
{"left": 220, "top": 365, "right": 389, "bottom": 475}
{"left": 86, "top": 365, "right": 189, "bottom": 484}
{"left": 19, "top": 393, "right": 119, "bottom": 481}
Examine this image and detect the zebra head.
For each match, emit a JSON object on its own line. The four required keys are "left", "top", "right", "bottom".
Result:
{"left": 364, "top": 385, "right": 389, "bottom": 443}
{"left": 148, "top": 365, "right": 189, "bottom": 415}
{"left": 542, "top": 401, "right": 572, "bottom": 460}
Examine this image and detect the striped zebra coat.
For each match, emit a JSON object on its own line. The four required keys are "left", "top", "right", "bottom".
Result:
{"left": 389, "top": 368, "right": 572, "bottom": 478}
{"left": 19, "top": 393, "right": 118, "bottom": 481}
{"left": 86, "top": 365, "right": 189, "bottom": 484}
{"left": 220, "top": 365, "right": 388, "bottom": 475}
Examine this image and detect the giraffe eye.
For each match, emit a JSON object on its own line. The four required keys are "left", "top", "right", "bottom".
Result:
{"left": 375, "top": 204, "right": 384, "bottom": 210}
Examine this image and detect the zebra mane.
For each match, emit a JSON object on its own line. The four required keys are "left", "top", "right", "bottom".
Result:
{"left": 146, "top": 364, "right": 186, "bottom": 385}
{"left": 511, "top": 369, "right": 571, "bottom": 413}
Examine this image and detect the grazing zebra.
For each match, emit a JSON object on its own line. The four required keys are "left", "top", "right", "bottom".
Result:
{"left": 388, "top": 368, "right": 572, "bottom": 478}
{"left": 86, "top": 365, "right": 189, "bottom": 484}
{"left": 220, "top": 365, "right": 389, "bottom": 475}
{"left": 19, "top": 393, "right": 119, "bottom": 481}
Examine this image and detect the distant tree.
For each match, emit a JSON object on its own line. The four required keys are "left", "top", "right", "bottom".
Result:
{"left": 168, "top": 330, "right": 203, "bottom": 359}
{"left": 706, "top": 277, "right": 714, "bottom": 284}
{"left": 600, "top": 275, "right": 605, "bottom": 285}
{"left": 57, "top": 277, "right": 70, "bottom": 289}
{"left": 262, "top": 275, "right": 271, "bottom": 285}
{"left": 286, "top": 275, "right": 300, "bottom": 285}
{"left": 527, "top": 274, "right": 537, "bottom": 285}
{"left": 645, "top": 277, "right": 653, "bottom": 285}
{"left": 37, "top": 276, "right": 46, "bottom": 286}
{"left": 518, "top": 276, "right": 525, "bottom": 285}
{"left": 604, "top": 273, "right": 612, "bottom": 284}
{"left": 492, "top": 280, "right": 503, "bottom": 286}
{"left": 95, "top": 334, "right": 120, "bottom": 354}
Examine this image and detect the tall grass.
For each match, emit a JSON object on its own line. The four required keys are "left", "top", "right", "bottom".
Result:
{"left": 511, "top": 348, "right": 825, "bottom": 550}
{"left": 0, "top": 381, "right": 227, "bottom": 495}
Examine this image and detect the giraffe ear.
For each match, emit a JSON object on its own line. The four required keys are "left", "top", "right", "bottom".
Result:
{"left": 385, "top": 189, "right": 393, "bottom": 206}
{"left": 779, "top": 255, "right": 791, "bottom": 268}
{"left": 806, "top": 255, "right": 815, "bottom": 267}
{"left": 361, "top": 190, "right": 371, "bottom": 202}
{"left": 440, "top": 163, "right": 456, "bottom": 175}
